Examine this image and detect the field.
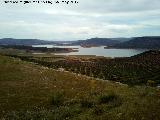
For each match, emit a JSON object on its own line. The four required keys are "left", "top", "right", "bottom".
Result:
{"left": 0, "top": 50, "right": 160, "bottom": 119}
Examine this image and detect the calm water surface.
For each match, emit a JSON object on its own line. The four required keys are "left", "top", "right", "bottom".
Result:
{"left": 32, "top": 45, "right": 148, "bottom": 58}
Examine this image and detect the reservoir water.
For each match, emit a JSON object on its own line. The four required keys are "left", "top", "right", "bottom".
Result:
{"left": 32, "top": 45, "right": 148, "bottom": 58}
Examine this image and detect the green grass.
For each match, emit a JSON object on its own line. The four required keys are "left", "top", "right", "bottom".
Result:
{"left": 0, "top": 55, "right": 160, "bottom": 119}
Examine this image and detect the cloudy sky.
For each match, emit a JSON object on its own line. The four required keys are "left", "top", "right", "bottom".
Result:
{"left": 0, "top": 0, "right": 160, "bottom": 40}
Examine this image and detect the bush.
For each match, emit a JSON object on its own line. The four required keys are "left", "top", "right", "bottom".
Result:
{"left": 51, "top": 92, "right": 64, "bottom": 106}
{"left": 80, "top": 99, "right": 95, "bottom": 108}
{"left": 92, "top": 106, "right": 103, "bottom": 115}
{"left": 147, "top": 80, "right": 156, "bottom": 87}
{"left": 98, "top": 93, "right": 119, "bottom": 104}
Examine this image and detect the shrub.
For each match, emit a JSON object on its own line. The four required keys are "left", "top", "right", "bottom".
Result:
{"left": 51, "top": 92, "right": 64, "bottom": 106}
{"left": 92, "top": 106, "right": 103, "bottom": 115}
{"left": 98, "top": 92, "right": 120, "bottom": 105}
{"left": 80, "top": 99, "right": 95, "bottom": 108}
{"left": 147, "top": 80, "right": 156, "bottom": 87}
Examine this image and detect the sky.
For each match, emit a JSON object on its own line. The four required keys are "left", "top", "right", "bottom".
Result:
{"left": 0, "top": 0, "right": 160, "bottom": 41}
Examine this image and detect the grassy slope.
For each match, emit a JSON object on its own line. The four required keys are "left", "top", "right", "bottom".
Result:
{"left": 0, "top": 55, "right": 160, "bottom": 120}
{"left": 15, "top": 50, "right": 160, "bottom": 85}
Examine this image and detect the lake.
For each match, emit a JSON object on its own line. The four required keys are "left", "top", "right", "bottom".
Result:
{"left": 32, "top": 45, "right": 148, "bottom": 58}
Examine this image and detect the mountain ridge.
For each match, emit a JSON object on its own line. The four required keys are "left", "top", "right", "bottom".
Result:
{"left": 110, "top": 36, "right": 160, "bottom": 49}
{"left": 1, "top": 36, "right": 160, "bottom": 49}
{"left": 0, "top": 38, "right": 56, "bottom": 45}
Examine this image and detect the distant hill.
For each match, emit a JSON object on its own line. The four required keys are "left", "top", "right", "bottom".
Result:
{"left": 0, "top": 38, "right": 56, "bottom": 45}
{"left": 71, "top": 38, "right": 120, "bottom": 46}
{"left": 111, "top": 36, "right": 160, "bottom": 49}
{"left": 1, "top": 38, "right": 120, "bottom": 46}
{"left": 1, "top": 37, "right": 160, "bottom": 48}
{"left": 110, "top": 38, "right": 131, "bottom": 42}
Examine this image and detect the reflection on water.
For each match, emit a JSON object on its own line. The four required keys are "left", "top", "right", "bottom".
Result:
{"left": 32, "top": 45, "right": 148, "bottom": 58}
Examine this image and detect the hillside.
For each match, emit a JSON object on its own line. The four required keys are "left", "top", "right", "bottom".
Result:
{"left": 110, "top": 38, "right": 131, "bottom": 42}
{"left": 0, "top": 38, "right": 120, "bottom": 46}
{"left": 9, "top": 50, "right": 160, "bottom": 86}
{"left": 111, "top": 36, "right": 160, "bottom": 49}
{"left": 0, "top": 38, "right": 56, "bottom": 45}
{"left": 1, "top": 37, "right": 160, "bottom": 49}
{"left": 0, "top": 45, "right": 78, "bottom": 53}
{"left": 71, "top": 38, "right": 120, "bottom": 46}
{"left": 0, "top": 54, "right": 160, "bottom": 119}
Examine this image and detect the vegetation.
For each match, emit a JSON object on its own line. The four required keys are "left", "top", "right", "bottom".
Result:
{"left": 111, "top": 36, "right": 160, "bottom": 49}
{"left": 71, "top": 38, "right": 120, "bottom": 46}
{"left": 1, "top": 37, "right": 160, "bottom": 49}
{"left": 4, "top": 50, "right": 160, "bottom": 86}
{"left": 0, "top": 45, "right": 77, "bottom": 53}
{"left": 0, "top": 38, "right": 56, "bottom": 45}
{"left": 0, "top": 52, "right": 160, "bottom": 119}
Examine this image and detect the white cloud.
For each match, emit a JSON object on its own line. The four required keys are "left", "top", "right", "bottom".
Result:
{"left": 0, "top": 0, "right": 160, "bottom": 40}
